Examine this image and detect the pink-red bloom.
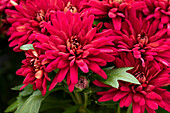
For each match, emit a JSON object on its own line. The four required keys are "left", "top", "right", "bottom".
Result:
{"left": 0, "top": 0, "right": 19, "bottom": 13}
{"left": 35, "top": 11, "right": 117, "bottom": 92}
{"left": 142, "top": 0, "right": 170, "bottom": 35}
{"left": 83, "top": 0, "right": 146, "bottom": 30}
{"left": 6, "top": 0, "right": 88, "bottom": 52}
{"left": 106, "top": 7, "right": 170, "bottom": 68}
{"left": 5, "top": 0, "right": 57, "bottom": 51}
{"left": 94, "top": 52, "right": 170, "bottom": 113}
{"left": 16, "top": 46, "right": 50, "bottom": 96}
{"left": 0, "top": 0, "right": 21, "bottom": 35}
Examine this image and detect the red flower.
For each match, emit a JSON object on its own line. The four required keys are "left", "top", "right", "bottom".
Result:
{"left": 107, "top": 7, "right": 170, "bottom": 68}
{"left": 5, "top": 0, "right": 88, "bottom": 52}
{"left": 0, "top": 0, "right": 19, "bottom": 13}
{"left": 0, "top": 0, "right": 20, "bottom": 35}
{"left": 16, "top": 46, "right": 50, "bottom": 96}
{"left": 62, "top": 0, "right": 89, "bottom": 14}
{"left": 5, "top": 0, "right": 55, "bottom": 51}
{"left": 35, "top": 11, "right": 117, "bottom": 92}
{"left": 83, "top": 0, "right": 146, "bottom": 30}
{"left": 142, "top": 0, "right": 170, "bottom": 35}
{"left": 94, "top": 52, "right": 170, "bottom": 113}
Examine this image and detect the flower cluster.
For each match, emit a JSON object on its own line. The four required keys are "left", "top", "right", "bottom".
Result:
{"left": 16, "top": 45, "right": 50, "bottom": 96}
{"left": 3, "top": 0, "right": 170, "bottom": 113}
{"left": 94, "top": 53, "right": 170, "bottom": 113}
{"left": 0, "top": 0, "right": 20, "bottom": 35}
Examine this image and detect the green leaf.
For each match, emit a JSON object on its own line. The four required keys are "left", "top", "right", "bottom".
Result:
{"left": 5, "top": 85, "right": 33, "bottom": 112}
{"left": 5, "top": 95, "right": 27, "bottom": 113}
{"left": 103, "top": 67, "right": 140, "bottom": 88}
{"left": 14, "top": 96, "right": 27, "bottom": 112}
{"left": 4, "top": 101, "right": 19, "bottom": 112}
{"left": 5, "top": 84, "right": 63, "bottom": 113}
{"left": 15, "top": 90, "right": 44, "bottom": 113}
{"left": 20, "top": 44, "right": 34, "bottom": 50}
{"left": 11, "top": 84, "right": 33, "bottom": 96}
{"left": 15, "top": 87, "right": 62, "bottom": 113}
{"left": 11, "top": 84, "right": 24, "bottom": 90}
{"left": 19, "top": 85, "right": 33, "bottom": 97}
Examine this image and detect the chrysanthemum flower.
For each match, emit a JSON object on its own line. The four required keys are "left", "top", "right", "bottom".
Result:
{"left": 107, "top": 7, "right": 170, "bottom": 68}
{"left": 82, "top": 0, "right": 146, "bottom": 30}
{"left": 0, "top": 0, "right": 20, "bottom": 35}
{"left": 5, "top": 0, "right": 88, "bottom": 52}
{"left": 5, "top": 0, "right": 55, "bottom": 51}
{"left": 16, "top": 46, "right": 50, "bottom": 96}
{"left": 35, "top": 11, "right": 117, "bottom": 92}
{"left": 142, "top": 0, "right": 170, "bottom": 35}
{"left": 0, "top": 0, "right": 19, "bottom": 13}
{"left": 94, "top": 52, "right": 170, "bottom": 113}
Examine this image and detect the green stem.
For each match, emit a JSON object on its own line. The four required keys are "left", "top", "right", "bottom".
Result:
{"left": 62, "top": 88, "right": 78, "bottom": 104}
{"left": 117, "top": 104, "right": 121, "bottom": 113}
{"left": 62, "top": 79, "right": 78, "bottom": 104}
{"left": 62, "top": 79, "right": 87, "bottom": 113}
{"left": 70, "top": 92, "right": 78, "bottom": 104}
{"left": 95, "top": 101, "right": 118, "bottom": 106}
{"left": 126, "top": 104, "right": 132, "bottom": 113}
{"left": 74, "top": 91, "right": 87, "bottom": 113}
{"left": 84, "top": 93, "right": 88, "bottom": 108}
{"left": 74, "top": 91, "right": 83, "bottom": 104}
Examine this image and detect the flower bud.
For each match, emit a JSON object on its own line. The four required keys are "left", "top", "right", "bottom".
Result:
{"left": 75, "top": 76, "right": 88, "bottom": 90}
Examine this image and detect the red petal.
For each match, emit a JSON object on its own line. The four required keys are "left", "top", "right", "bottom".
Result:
{"left": 89, "top": 62, "right": 107, "bottom": 79}
{"left": 146, "top": 99, "right": 158, "bottom": 110}
{"left": 98, "top": 93, "right": 114, "bottom": 102}
{"left": 70, "top": 65, "right": 78, "bottom": 84}
{"left": 57, "top": 67, "right": 69, "bottom": 82}
{"left": 133, "top": 94, "right": 142, "bottom": 103}
{"left": 46, "top": 58, "right": 60, "bottom": 72}
{"left": 36, "top": 78, "right": 43, "bottom": 90}
{"left": 112, "top": 17, "right": 121, "bottom": 30}
{"left": 93, "top": 80, "right": 111, "bottom": 87}
{"left": 85, "top": 27, "right": 96, "bottom": 42}
{"left": 42, "top": 78, "right": 47, "bottom": 96}
{"left": 113, "top": 91, "right": 128, "bottom": 102}
{"left": 16, "top": 68, "right": 24, "bottom": 75}
{"left": 68, "top": 83, "right": 75, "bottom": 92}
{"left": 133, "top": 102, "right": 141, "bottom": 113}
{"left": 76, "top": 59, "right": 89, "bottom": 73}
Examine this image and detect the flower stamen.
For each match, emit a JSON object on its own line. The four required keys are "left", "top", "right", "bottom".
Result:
{"left": 135, "top": 71, "right": 146, "bottom": 83}
{"left": 10, "top": 0, "right": 18, "bottom": 6}
{"left": 66, "top": 36, "right": 83, "bottom": 56}
{"left": 137, "top": 31, "right": 148, "bottom": 46}
{"left": 30, "top": 57, "right": 41, "bottom": 72}
{"left": 36, "top": 10, "right": 45, "bottom": 22}
{"left": 64, "top": 2, "right": 77, "bottom": 14}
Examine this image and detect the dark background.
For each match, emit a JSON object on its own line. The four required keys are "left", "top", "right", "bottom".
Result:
{"left": 0, "top": 34, "right": 25, "bottom": 112}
